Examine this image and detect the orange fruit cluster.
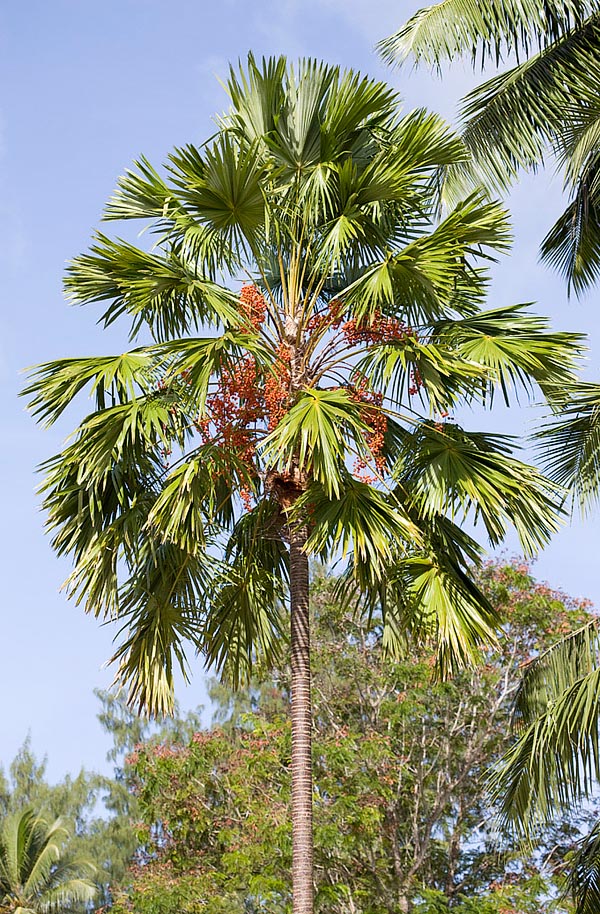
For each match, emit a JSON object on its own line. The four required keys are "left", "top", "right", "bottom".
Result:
{"left": 350, "top": 379, "right": 388, "bottom": 482}
{"left": 203, "top": 355, "right": 262, "bottom": 464}
{"left": 307, "top": 298, "right": 345, "bottom": 334}
{"left": 342, "top": 311, "right": 416, "bottom": 346}
{"left": 239, "top": 284, "right": 267, "bottom": 330}
{"left": 408, "top": 367, "right": 423, "bottom": 396}
{"left": 264, "top": 343, "right": 292, "bottom": 430}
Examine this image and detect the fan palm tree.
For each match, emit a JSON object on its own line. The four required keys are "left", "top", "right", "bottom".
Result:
{"left": 0, "top": 809, "right": 96, "bottom": 914}
{"left": 25, "top": 56, "right": 583, "bottom": 914}
{"left": 380, "top": 0, "right": 600, "bottom": 295}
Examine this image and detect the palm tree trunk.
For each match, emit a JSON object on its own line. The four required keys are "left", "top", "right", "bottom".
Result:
{"left": 289, "top": 524, "right": 314, "bottom": 914}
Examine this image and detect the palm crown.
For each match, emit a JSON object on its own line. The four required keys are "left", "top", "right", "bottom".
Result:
{"left": 25, "top": 56, "right": 584, "bottom": 914}
{"left": 0, "top": 809, "right": 96, "bottom": 914}
{"left": 25, "top": 55, "right": 582, "bottom": 710}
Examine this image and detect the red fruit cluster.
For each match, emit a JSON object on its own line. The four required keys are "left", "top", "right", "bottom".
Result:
{"left": 239, "top": 284, "right": 267, "bottom": 330}
{"left": 342, "top": 311, "right": 416, "bottom": 346}
{"left": 408, "top": 367, "right": 423, "bottom": 396}
{"left": 240, "top": 487, "right": 253, "bottom": 512}
{"left": 264, "top": 343, "right": 291, "bottom": 430}
{"left": 203, "top": 355, "right": 262, "bottom": 464}
{"left": 350, "top": 379, "right": 388, "bottom": 482}
{"left": 197, "top": 339, "right": 293, "bottom": 510}
{"left": 307, "top": 298, "right": 345, "bottom": 333}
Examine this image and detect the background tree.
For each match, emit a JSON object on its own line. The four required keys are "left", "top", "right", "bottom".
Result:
{"left": 25, "top": 55, "right": 582, "bottom": 914}
{"left": 0, "top": 694, "right": 205, "bottom": 909}
{"left": 0, "top": 809, "right": 96, "bottom": 914}
{"left": 109, "top": 563, "right": 594, "bottom": 914}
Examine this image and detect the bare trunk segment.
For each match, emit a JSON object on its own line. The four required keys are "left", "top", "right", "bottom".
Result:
{"left": 289, "top": 525, "right": 314, "bottom": 914}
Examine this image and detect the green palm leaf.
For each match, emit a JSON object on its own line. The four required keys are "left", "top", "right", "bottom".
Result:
{"left": 569, "top": 820, "right": 600, "bottom": 914}
{"left": 110, "top": 543, "right": 209, "bottom": 715}
{"left": 536, "top": 382, "right": 600, "bottom": 510}
{"left": 433, "top": 304, "right": 584, "bottom": 403}
{"left": 298, "top": 477, "right": 421, "bottom": 572}
{"left": 491, "top": 620, "right": 600, "bottom": 830}
{"left": 396, "top": 422, "right": 562, "bottom": 554}
{"left": 0, "top": 811, "right": 96, "bottom": 914}
{"left": 261, "top": 388, "right": 368, "bottom": 498}
{"left": 379, "top": 0, "right": 596, "bottom": 68}
{"left": 65, "top": 233, "right": 240, "bottom": 339}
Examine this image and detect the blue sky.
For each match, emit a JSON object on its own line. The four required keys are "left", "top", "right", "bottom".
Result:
{"left": 1, "top": 0, "right": 599, "bottom": 781}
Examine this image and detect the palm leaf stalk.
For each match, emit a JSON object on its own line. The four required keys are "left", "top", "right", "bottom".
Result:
{"left": 380, "top": 0, "right": 600, "bottom": 295}
{"left": 25, "top": 55, "right": 584, "bottom": 914}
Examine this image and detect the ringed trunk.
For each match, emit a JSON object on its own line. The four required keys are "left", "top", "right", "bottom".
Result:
{"left": 289, "top": 524, "right": 314, "bottom": 914}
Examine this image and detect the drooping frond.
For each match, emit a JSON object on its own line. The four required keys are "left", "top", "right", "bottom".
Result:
{"left": 396, "top": 422, "right": 562, "bottom": 555}
{"left": 491, "top": 620, "right": 600, "bottom": 830}
{"left": 297, "top": 477, "right": 421, "bottom": 574}
{"left": 541, "top": 151, "right": 600, "bottom": 294}
{"left": 110, "top": 542, "right": 210, "bottom": 716}
{"left": 569, "top": 819, "right": 600, "bottom": 914}
{"left": 400, "top": 552, "right": 500, "bottom": 676}
{"left": 455, "top": 18, "right": 600, "bottom": 194}
{"left": 201, "top": 503, "right": 289, "bottom": 687}
{"left": 536, "top": 382, "right": 600, "bottom": 511}
{"left": 378, "top": 0, "right": 596, "bottom": 69}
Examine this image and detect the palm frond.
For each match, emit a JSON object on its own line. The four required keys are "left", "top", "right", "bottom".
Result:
{"left": 400, "top": 553, "right": 500, "bottom": 676}
{"left": 22, "top": 349, "right": 162, "bottom": 427}
{"left": 261, "top": 388, "right": 368, "bottom": 497}
{"left": 541, "top": 152, "right": 600, "bottom": 294}
{"left": 65, "top": 232, "right": 240, "bottom": 340}
{"left": 357, "top": 337, "right": 484, "bottom": 414}
{"left": 297, "top": 477, "right": 421, "bottom": 573}
{"left": 396, "top": 422, "right": 563, "bottom": 554}
{"left": 457, "top": 18, "right": 600, "bottom": 193}
{"left": 433, "top": 304, "right": 584, "bottom": 404}
{"left": 148, "top": 444, "right": 256, "bottom": 544}
{"left": 343, "top": 192, "right": 511, "bottom": 323}
{"left": 536, "top": 382, "right": 600, "bottom": 511}
{"left": 569, "top": 819, "right": 600, "bottom": 914}
{"left": 110, "top": 543, "right": 209, "bottom": 716}
{"left": 378, "top": 0, "right": 595, "bottom": 69}
{"left": 491, "top": 620, "right": 600, "bottom": 830}
{"left": 202, "top": 505, "right": 289, "bottom": 687}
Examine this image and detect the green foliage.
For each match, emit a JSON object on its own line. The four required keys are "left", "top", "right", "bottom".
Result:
{"left": 108, "top": 563, "right": 590, "bottom": 914}
{"left": 536, "top": 383, "right": 600, "bottom": 513}
{"left": 380, "top": 0, "right": 600, "bottom": 295}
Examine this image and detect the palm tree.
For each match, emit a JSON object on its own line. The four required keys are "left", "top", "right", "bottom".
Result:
{"left": 380, "top": 0, "right": 600, "bottom": 294}
{"left": 25, "top": 56, "right": 583, "bottom": 914}
{"left": 0, "top": 809, "right": 96, "bottom": 914}
{"left": 489, "top": 618, "right": 600, "bottom": 914}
